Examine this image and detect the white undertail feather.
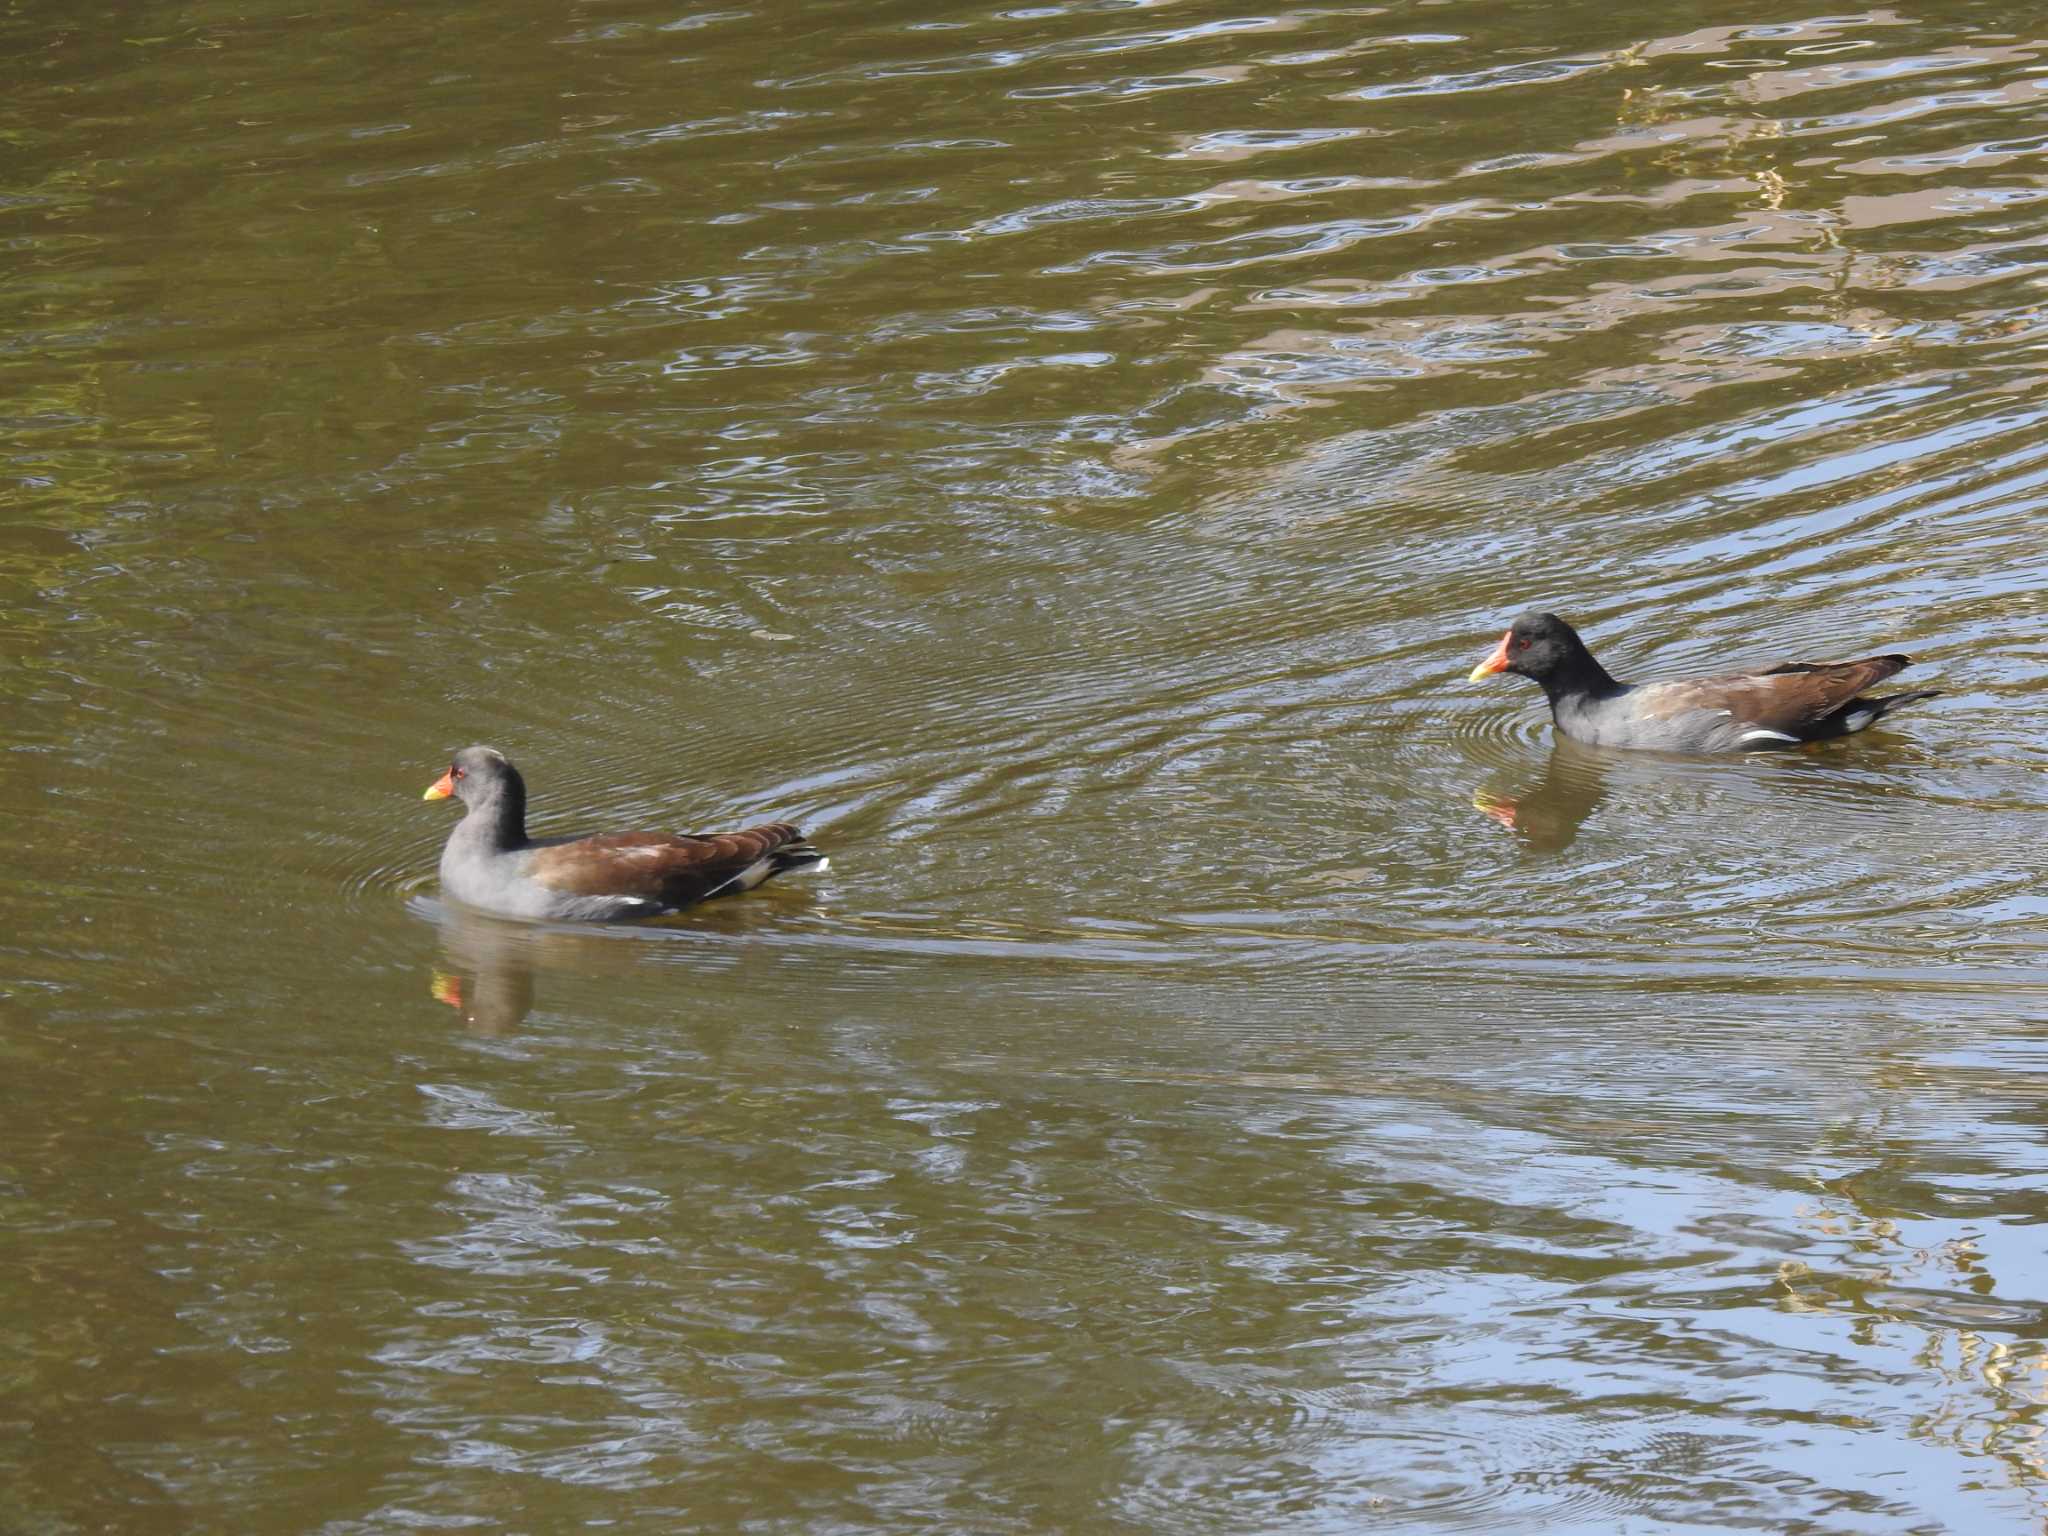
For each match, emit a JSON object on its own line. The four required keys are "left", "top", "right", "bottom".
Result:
{"left": 729, "top": 855, "right": 777, "bottom": 893}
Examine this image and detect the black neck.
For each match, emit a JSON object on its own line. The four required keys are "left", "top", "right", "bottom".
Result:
{"left": 462, "top": 776, "right": 528, "bottom": 850}
{"left": 1533, "top": 647, "right": 1622, "bottom": 706}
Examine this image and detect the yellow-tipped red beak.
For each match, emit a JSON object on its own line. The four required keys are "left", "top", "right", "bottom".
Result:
{"left": 423, "top": 770, "right": 455, "bottom": 801}
{"left": 1469, "top": 631, "right": 1512, "bottom": 682}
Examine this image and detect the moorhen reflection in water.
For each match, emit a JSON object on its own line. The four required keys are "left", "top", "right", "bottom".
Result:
{"left": 1469, "top": 612, "right": 1938, "bottom": 753}
{"left": 427, "top": 861, "right": 831, "bottom": 1036}
{"left": 1471, "top": 739, "right": 1615, "bottom": 853}
{"left": 431, "top": 906, "right": 541, "bottom": 1034}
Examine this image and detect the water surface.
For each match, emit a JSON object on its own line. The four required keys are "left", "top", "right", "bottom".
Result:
{"left": 7, "top": 0, "right": 2048, "bottom": 1529}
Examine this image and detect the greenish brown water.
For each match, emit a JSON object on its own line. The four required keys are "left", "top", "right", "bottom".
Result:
{"left": 7, "top": 1, "right": 2048, "bottom": 1529}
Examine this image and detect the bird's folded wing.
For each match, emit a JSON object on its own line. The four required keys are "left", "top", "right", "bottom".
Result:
{"left": 529, "top": 823, "right": 806, "bottom": 903}
{"left": 1636, "top": 654, "right": 1910, "bottom": 733}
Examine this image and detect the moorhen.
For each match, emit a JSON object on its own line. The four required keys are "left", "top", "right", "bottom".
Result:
{"left": 422, "top": 746, "right": 827, "bottom": 921}
{"left": 1468, "top": 612, "right": 1938, "bottom": 752}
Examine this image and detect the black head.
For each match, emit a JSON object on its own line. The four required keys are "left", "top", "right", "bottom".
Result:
{"left": 423, "top": 745, "right": 524, "bottom": 809}
{"left": 1469, "top": 612, "right": 1606, "bottom": 690}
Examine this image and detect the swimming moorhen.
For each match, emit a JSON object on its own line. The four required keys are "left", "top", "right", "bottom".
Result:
{"left": 422, "top": 746, "right": 827, "bottom": 921}
{"left": 1468, "top": 612, "right": 1938, "bottom": 752}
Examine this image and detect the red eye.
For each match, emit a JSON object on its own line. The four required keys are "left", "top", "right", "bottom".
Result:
{"left": 452, "top": 765, "right": 466, "bottom": 780}
{"left": 1512, "top": 636, "right": 1528, "bottom": 651}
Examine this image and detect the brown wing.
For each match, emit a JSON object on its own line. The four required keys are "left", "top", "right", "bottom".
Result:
{"left": 1639, "top": 654, "right": 1910, "bottom": 733}
{"left": 528, "top": 822, "right": 809, "bottom": 909}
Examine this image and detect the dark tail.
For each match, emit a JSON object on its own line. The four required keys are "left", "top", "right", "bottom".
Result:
{"left": 1846, "top": 688, "right": 1940, "bottom": 733}
{"left": 697, "top": 825, "right": 829, "bottom": 901}
{"left": 1870, "top": 687, "right": 1941, "bottom": 716}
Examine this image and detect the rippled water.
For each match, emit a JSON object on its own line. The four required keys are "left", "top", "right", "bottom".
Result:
{"left": 9, "top": 0, "right": 2048, "bottom": 1529}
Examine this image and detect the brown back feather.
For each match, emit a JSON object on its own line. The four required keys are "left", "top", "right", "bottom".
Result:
{"left": 528, "top": 822, "right": 807, "bottom": 906}
{"left": 1640, "top": 655, "right": 1912, "bottom": 733}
